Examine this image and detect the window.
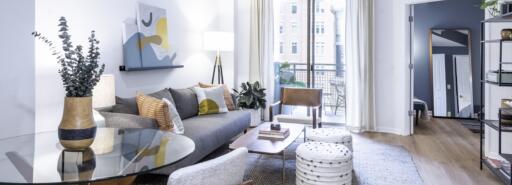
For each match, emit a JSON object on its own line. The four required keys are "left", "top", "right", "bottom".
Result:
{"left": 315, "top": 22, "right": 325, "bottom": 34}
{"left": 291, "top": 42, "right": 298, "bottom": 54}
{"left": 280, "top": 42, "right": 284, "bottom": 54}
{"left": 315, "top": 0, "right": 325, "bottom": 13}
{"left": 280, "top": 24, "right": 284, "bottom": 34}
{"left": 291, "top": 2, "right": 297, "bottom": 14}
{"left": 291, "top": 22, "right": 298, "bottom": 33}
{"left": 315, "top": 42, "right": 325, "bottom": 55}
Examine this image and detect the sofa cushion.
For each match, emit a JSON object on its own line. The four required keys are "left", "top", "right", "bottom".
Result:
{"left": 169, "top": 88, "right": 199, "bottom": 119}
{"left": 152, "top": 110, "right": 250, "bottom": 175}
{"left": 112, "top": 89, "right": 175, "bottom": 115}
{"left": 136, "top": 93, "right": 173, "bottom": 131}
{"left": 99, "top": 112, "right": 158, "bottom": 129}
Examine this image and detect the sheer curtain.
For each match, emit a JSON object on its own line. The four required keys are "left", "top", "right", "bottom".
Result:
{"left": 249, "top": 0, "right": 275, "bottom": 120}
{"left": 345, "top": 0, "right": 376, "bottom": 132}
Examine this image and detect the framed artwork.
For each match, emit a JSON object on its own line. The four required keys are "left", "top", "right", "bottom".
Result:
{"left": 121, "top": 3, "right": 178, "bottom": 71}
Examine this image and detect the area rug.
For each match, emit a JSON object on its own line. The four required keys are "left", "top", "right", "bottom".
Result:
{"left": 135, "top": 138, "right": 424, "bottom": 185}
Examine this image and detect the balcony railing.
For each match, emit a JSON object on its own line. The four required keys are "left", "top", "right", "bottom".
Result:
{"left": 275, "top": 62, "right": 345, "bottom": 115}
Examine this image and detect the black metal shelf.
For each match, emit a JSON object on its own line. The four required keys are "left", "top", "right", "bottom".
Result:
{"left": 482, "top": 39, "right": 512, "bottom": 43}
{"left": 480, "top": 14, "right": 512, "bottom": 185}
{"left": 482, "top": 119, "right": 512, "bottom": 132}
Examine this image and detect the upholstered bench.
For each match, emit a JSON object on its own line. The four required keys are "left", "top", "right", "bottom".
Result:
{"left": 305, "top": 127, "right": 352, "bottom": 151}
{"left": 296, "top": 142, "right": 352, "bottom": 185}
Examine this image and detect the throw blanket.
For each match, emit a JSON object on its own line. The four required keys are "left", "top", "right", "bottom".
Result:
{"left": 413, "top": 98, "right": 430, "bottom": 121}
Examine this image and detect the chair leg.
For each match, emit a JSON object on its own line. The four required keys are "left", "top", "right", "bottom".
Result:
{"left": 313, "top": 108, "right": 317, "bottom": 129}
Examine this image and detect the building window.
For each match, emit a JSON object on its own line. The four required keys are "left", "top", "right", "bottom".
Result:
{"left": 291, "top": 42, "right": 298, "bottom": 54}
{"left": 315, "top": 0, "right": 325, "bottom": 13}
{"left": 315, "top": 22, "right": 325, "bottom": 34}
{"left": 291, "top": 2, "right": 297, "bottom": 14}
{"left": 280, "top": 24, "right": 284, "bottom": 34}
{"left": 315, "top": 42, "right": 325, "bottom": 55}
{"left": 291, "top": 22, "right": 298, "bottom": 33}
{"left": 280, "top": 42, "right": 284, "bottom": 54}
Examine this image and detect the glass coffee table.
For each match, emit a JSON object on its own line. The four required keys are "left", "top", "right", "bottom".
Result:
{"left": 229, "top": 122, "right": 305, "bottom": 185}
{"left": 0, "top": 128, "right": 195, "bottom": 184}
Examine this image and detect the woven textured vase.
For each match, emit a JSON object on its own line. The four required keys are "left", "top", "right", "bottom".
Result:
{"left": 58, "top": 97, "right": 97, "bottom": 150}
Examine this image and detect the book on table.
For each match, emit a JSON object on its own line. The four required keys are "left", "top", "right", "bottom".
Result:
{"left": 258, "top": 127, "right": 290, "bottom": 140}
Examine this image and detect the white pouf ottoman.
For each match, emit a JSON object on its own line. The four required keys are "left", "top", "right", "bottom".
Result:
{"left": 306, "top": 127, "right": 353, "bottom": 151}
{"left": 296, "top": 142, "right": 352, "bottom": 185}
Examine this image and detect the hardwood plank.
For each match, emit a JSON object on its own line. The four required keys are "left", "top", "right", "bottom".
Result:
{"left": 356, "top": 118, "right": 502, "bottom": 185}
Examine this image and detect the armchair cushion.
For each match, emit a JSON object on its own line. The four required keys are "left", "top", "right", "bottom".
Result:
{"left": 274, "top": 114, "right": 322, "bottom": 124}
{"left": 168, "top": 147, "right": 248, "bottom": 185}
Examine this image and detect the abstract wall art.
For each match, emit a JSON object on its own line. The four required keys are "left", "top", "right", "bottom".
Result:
{"left": 121, "top": 3, "right": 178, "bottom": 71}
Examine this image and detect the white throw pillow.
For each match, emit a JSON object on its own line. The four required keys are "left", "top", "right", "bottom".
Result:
{"left": 162, "top": 98, "right": 185, "bottom": 134}
{"left": 192, "top": 86, "right": 228, "bottom": 115}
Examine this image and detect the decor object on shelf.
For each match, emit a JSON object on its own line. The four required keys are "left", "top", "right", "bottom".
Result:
{"left": 296, "top": 142, "right": 352, "bottom": 185}
{"left": 486, "top": 70, "right": 512, "bottom": 83}
{"left": 203, "top": 31, "right": 234, "bottom": 84}
{"left": 33, "top": 17, "right": 105, "bottom": 150}
{"left": 198, "top": 82, "right": 236, "bottom": 111}
{"left": 234, "top": 82, "right": 267, "bottom": 127}
{"left": 481, "top": 0, "right": 501, "bottom": 16}
{"left": 501, "top": 99, "right": 512, "bottom": 125}
{"left": 193, "top": 86, "right": 229, "bottom": 115}
{"left": 306, "top": 127, "right": 353, "bottom": 151}
{"left": 120, "top": 3, "right": 179, "bottom": 71}
{"left": 502, "top": 29, "right": 512, "bottom": 40}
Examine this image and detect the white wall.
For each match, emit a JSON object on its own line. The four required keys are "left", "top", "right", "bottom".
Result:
{"left": 234, "top": 0, "right": 251, "bottom": 88}
{"left": 35, "top": 0, "right": 235, "bottom": 133}
{"left": 0, "top": 0, "right": 36, "bottom": 139}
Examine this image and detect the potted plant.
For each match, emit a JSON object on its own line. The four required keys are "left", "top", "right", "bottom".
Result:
{"left": 33, "top": 17, "right": 105, "bottom": 150}
{"left": 234, "top": 81, "right": 267, "bottom": 127}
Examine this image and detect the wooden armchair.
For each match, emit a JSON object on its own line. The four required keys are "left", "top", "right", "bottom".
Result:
{"left": 270, "top": 87, "right": 323, "bottom": 128}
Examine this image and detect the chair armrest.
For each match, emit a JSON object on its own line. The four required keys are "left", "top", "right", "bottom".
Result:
{"left": 99, "top": 112, "right": 158, "bottom": 129}
{"left": 269, "top": 101, "right": 281, "bottom": 121}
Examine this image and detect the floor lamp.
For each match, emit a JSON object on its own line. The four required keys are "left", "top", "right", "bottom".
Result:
{"left": 203, "top": 31, "right": 234, "bottom": 84}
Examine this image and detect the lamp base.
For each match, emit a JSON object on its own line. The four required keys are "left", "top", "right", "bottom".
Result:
{"left": 211, "top": 54, "right": 224, "bottom": 84}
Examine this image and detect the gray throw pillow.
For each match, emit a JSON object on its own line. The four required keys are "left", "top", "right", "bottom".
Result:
{"left": 169, "top": 87, "right": 199, "bottom": 120}
{"left": 112, "top": 89, "right": 175, "bottom": 115}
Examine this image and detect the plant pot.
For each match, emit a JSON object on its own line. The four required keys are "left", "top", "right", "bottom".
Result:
{"left": 245, "top": 108, "right": 262, "bottom": 127}
{"left": 58, "top": 97, "right": 97, "bottom": 150}
{"left": 57, "top": 148, "right": 96, "bottom": 181}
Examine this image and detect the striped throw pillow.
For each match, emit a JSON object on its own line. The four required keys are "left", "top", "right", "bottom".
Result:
{"left": 136, "top": 93, "right": 173, "bottom": 131}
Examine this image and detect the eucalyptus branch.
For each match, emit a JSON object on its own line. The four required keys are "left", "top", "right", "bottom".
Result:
{"left": 33, "top": 16, "right": 105, "bottom": 97}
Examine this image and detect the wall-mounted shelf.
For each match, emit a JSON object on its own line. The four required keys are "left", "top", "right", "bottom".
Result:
{"left": 481, "top": 39, "right": 512, "bottom": 43}
{"left": 119, "top": 65, "right": 184, "bottom": 72}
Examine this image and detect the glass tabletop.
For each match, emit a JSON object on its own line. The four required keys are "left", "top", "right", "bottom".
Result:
{"left": 0, "top": 128, "right": 195, "bottom": 184}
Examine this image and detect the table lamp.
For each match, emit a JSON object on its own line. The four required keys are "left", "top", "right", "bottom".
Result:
{"left": 91, "top": 74, "right": 116, "bottom": 154}
{"left": 203, "top": 31, "right": 234, "bottom": 84}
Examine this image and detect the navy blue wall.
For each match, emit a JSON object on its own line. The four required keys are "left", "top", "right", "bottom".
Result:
{"left": 413, "top": 0, "right": 484, "bottom": 111}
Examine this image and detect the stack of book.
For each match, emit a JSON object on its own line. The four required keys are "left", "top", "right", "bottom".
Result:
{"left": 258, "top": 128, "right": 290, "bottom": 140}
{"left": 485, "top": 157, "right": 511, "bottom": 178}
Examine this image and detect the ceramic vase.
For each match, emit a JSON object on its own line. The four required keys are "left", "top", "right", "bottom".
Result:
{"left": 246, "top": 108, "right": 262, "bottom": 127}
{"left": 58, "top": 97, "right": 97, "bottom": 150}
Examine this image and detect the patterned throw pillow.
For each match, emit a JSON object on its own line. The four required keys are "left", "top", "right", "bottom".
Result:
{"left": 162, "top": 98, "right": 185, "bottom": 134}
{"left": 192, "top": 86, "right": 228, "bottom": 115}
{"left": 136, "top": 93, "right": 173, "bottom": 131}
{"left": 198, "top": 82, "right": 235, "bottom": 111}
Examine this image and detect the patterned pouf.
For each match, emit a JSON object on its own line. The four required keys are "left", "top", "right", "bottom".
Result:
{"left": 306, "top": 127, "right": 353, "bottom": 151}
{"left": 296, "top": 142, "right": 352, "bottom": 185}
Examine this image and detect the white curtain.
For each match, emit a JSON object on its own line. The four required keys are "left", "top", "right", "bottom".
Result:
{"left": 249, "top": 0, "right": 275, "bottom": 120}
{"left": 345, "top": 0, "right": 376, "bottom": 132}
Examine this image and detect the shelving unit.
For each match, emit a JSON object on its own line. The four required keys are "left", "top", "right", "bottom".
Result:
{"left": 479, "top": 12, "right": 512, "bottom": 185}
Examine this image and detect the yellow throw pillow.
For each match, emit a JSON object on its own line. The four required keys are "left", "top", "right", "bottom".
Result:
{"left": 136, "top": 93, "right": 173, "bottom": 131}
{"left": 198, "top": 82, "right": 235, "bottom": 111}
{"left": 193, "top": 86, "right": 229, "bottom": 115}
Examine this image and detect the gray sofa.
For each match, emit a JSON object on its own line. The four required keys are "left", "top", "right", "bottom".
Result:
{"left": 98, "top": 88, "right": 251, "bottom": 174}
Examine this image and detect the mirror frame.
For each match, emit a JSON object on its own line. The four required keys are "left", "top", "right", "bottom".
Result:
{"left": 429, "top": 28, "right": 473, "bottom": 118}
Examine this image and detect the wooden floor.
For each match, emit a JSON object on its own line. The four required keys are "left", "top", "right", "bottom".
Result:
{"left": 355, "top": 118, "right": 502, "bottom": 185}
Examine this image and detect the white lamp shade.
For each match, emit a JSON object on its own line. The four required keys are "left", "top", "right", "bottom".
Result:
{"left": 203, "top": 31, "right": 234, "bottom": 51}
{"left": 92, "top": 74, "right": 116, "bottom": 108}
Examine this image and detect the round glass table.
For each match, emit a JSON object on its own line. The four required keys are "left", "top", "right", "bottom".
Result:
{"left": 0, "top": 128, "right": 195, "bottom": 184}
